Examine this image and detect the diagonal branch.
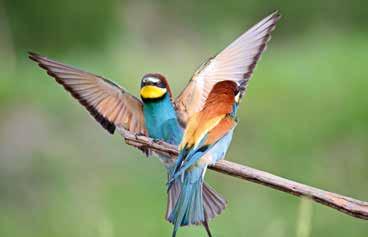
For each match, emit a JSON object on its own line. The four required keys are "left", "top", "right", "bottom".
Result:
{"left": 118, "top": 128, "right": 368, "bottom": 220}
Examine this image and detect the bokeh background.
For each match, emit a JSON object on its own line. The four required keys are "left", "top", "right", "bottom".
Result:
{"left": 0, "top": 1, "right": 367, "bottom": 236}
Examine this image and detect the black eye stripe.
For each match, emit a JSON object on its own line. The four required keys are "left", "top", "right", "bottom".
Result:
{"left": 158, "top": 81, "right": 165, "bottom": 88}
{"left": 141, "top": 78, "right": 166, "bottom": 89}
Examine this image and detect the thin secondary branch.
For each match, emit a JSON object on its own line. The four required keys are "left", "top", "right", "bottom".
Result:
{"left": 118, "top": 128, "right": 368, "bottom": 220}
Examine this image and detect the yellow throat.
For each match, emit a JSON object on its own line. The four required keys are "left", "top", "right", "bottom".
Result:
{"left": 140, "top": 85, "right": 167, "bottom": 99}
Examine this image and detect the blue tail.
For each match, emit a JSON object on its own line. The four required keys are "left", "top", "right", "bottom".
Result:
{"left": 168, "top": 169, "right": 205, "bottom": 237}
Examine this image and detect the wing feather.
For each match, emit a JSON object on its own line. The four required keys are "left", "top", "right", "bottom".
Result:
{"left": 29, "top": 52, "right": 147, "bottom": 136}
{"left": 175, "top": 11, "right": 281, "bottom": 126}
{"left": 205, "top": 116, "right": 236, "bottom": 145}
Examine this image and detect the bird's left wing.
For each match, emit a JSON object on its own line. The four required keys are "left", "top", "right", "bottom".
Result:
{"left": 174, "top": 11, "right": 280, "bottom": 126}
{"left": 29, "top": 52, "right": 147, "bottom": 137}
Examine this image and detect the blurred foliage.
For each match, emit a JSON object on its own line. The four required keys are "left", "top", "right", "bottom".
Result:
{"left": 2, "top": 0, "right": 368, "bottom": 53}
{"left": 2, "top": 0, "right": 120, "bottom": 53}
{"left": 0, "top": 1, "right": 368, "bottom": 237}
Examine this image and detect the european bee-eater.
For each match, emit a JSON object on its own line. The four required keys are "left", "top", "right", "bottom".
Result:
{"left": 168, "top": 80, "right": 242, "bottom": 237}
{"left": 29, "top": 10, "right": 280, "bottom": 235}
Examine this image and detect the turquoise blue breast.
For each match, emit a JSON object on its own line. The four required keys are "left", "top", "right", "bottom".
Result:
{"left": 142, "top": 93, "right": 183, "bottom": 145}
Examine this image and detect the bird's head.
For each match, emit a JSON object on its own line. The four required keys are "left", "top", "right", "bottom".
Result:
{"left": 140, "top": 73, "right": 172, "bottom": 100}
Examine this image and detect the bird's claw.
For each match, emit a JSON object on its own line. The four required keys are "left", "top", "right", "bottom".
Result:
{"left": 152, "top": 138, "right": 161, "bottom": 143}
{"left": 134, "top": 132, "right": 145, "bottom": 139}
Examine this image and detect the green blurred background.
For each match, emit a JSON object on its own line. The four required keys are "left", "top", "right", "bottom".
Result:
{"left": 0, "top": 1, "right": 367, "bottom": 236}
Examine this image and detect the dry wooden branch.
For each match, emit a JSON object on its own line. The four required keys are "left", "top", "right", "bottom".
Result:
{"left": 118, "top": 128, "right": 368, "bottom": 220}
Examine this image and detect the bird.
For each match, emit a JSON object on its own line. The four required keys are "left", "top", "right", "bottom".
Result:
{"left": 167, "top": 80, "right": 242, "bottom": 237}
{"left": 29, "top": 10, "right": 280, "bottom": 235}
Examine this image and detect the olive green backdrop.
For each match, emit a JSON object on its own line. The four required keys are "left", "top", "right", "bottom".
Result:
{"left": 0, "top": 1, "right": 367, "bottom": 236}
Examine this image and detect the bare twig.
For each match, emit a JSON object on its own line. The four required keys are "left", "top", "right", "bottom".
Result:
{"left": 118, "top": 128, "right": 368, "bottom": 220}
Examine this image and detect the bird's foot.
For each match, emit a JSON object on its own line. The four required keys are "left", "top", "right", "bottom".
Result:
{"left": 152, "top": 138, "right": 161, "bottom": 143}
{"left": 134, "top": 132, "right": 146, "bottom": 140}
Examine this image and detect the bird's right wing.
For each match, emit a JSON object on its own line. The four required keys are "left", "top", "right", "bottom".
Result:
{"left": 174, "top": 11, "right": 281, "bottom": 126}
{"left": 29, "top": 52, "right": 147, "bottom": 137}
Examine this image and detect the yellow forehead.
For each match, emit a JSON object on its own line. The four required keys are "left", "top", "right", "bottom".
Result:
{"left": 140, "top": 85, "right": 167, "bottom": 99}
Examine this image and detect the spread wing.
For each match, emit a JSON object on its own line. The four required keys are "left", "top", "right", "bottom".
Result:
{"left": 29, "top": 52, "right": 147, "bottom": 136}
{"left": 174, "top": 11, "right": 281, "bottom": 126}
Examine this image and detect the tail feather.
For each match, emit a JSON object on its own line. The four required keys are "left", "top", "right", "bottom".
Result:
{"left": 166, "top": 178, "right": 181, "bottom": 221}
{"left": 168, "top": 179, "right": 204, "bottom": 226}
{"left": 202, "top": 183, "right": 227, "bottom": 220}
{"left": 166, "top": 182, "right": 227, "bottom": 222}
{"left": 166, "top": 174, "right": 226, "bottom": 237}
{"left": 168, "top": 175, "right": 204, "bottom": 237}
